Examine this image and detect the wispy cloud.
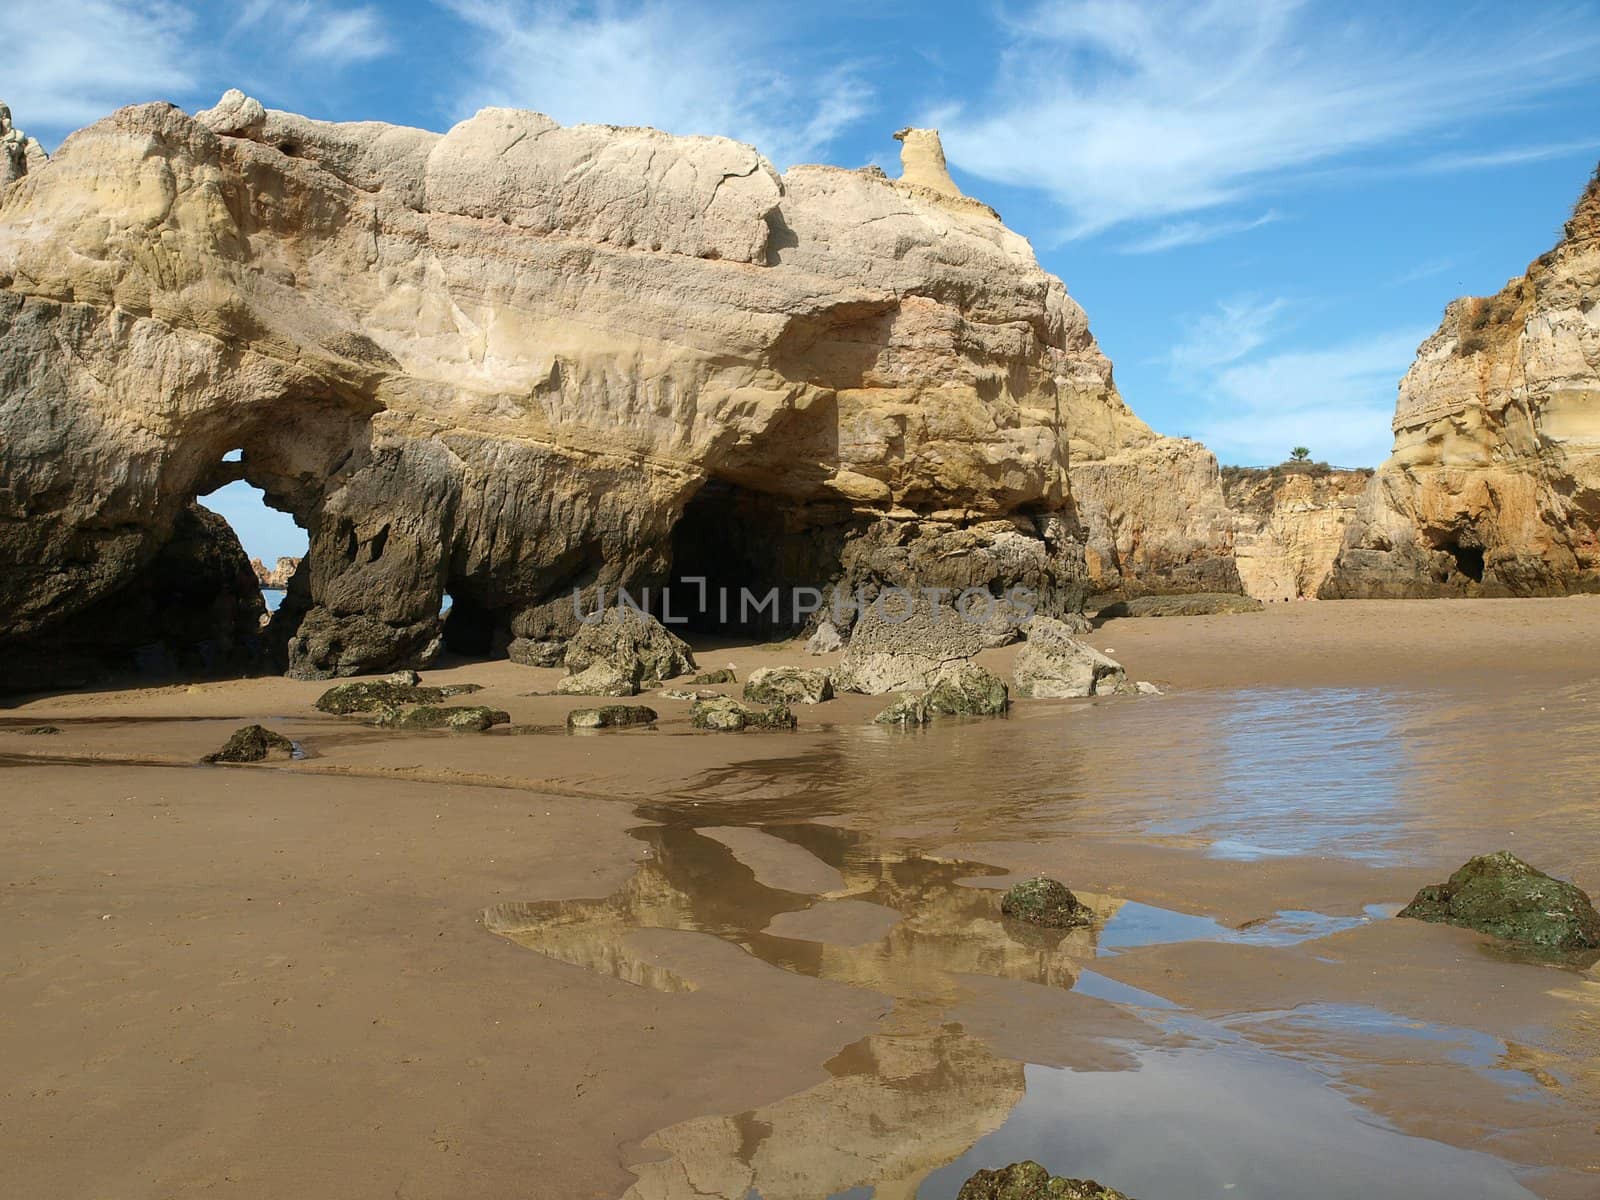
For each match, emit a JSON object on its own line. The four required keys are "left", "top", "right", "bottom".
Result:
{"left": 233, "top": 0, "right": 393, "bottom": 66}
{"left": 438, "top": 1, "right": 873, "bottom": 167}
{"left": 1416, "top": 139, "right": 1600, "bottom": 174}
{"left": 1388, "top": 256, "right": 1458, "bottom": 288}
{"left": 1176, "top": 300, "right": 1425, "bottom": 464}
{"left": 6, "top": 1, "right": 197, "bottom": 135}
{"left": 939, "top": 0, "right": 1600, "bottom": 243}
{"left": 1121, "top": 210, "right": 1280, "bottom": 255}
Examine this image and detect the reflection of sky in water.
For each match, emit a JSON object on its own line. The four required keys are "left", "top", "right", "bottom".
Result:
{"left": 915, "top": 1038, "right": 1541, "bottom": 1200}
{"left": 1141, "top": 688, "right": 1412, "bottom": 862}
{"left": 1096, "top": 901, "right": 1395, "bottom": 954}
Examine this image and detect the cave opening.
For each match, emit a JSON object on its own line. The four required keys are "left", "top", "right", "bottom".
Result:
{"left": 664, "top": 479, "right": 854, "bottom": 639}
{"left": 1445, "top": 541, "right": 1486, "bottom": 583}
{"left": 200, "top": 448, "right": 310, "bottom": 609}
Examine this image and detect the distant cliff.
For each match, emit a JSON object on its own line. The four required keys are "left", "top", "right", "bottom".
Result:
{"left": 1221, "top": 465, "right": 1372, "bottom": 601}
{"left": 1325, "top": 164, "right": 1600, "bottom": 597}
{"left": 251, "top": 557, "right": 301, "bottom": 589}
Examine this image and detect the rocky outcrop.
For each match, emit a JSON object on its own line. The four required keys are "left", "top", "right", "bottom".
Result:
{"left": 1, "top": 501, "right": 265, "bottom": 692}
{"left": 203, "top": 724, "right": 295, "bottom": 763}
{"left": 251, "top": 556, "right": 302, "bottom": 589}
{"left": 1096, "top": 592, "right": 1262, "bottom": 618}
{"left": 999, "top": 878, "right": 1092, "bottom": 929}
{"left": 742, "top": 666, "right": 833, "bottom": 705}
{"left": 1069, "top": 419, "right": 1243, "bottom": 601}
{"left": 0, "top": 102, "right": 47, "bottom": 187}
{"left": 958, "top": 1161, "right": 1134, "bottom": 1200}
{"left": 1221, "top": 465, "right": 1371, "bottom": 600}
{"left": 557, "top": 609, "right": 694, "bottom": 696}
{"left": 1325, "top": 165, "right": 1600, "bottom": 598}
{"left": 0, "top": 99, "right": 1113, "bottom": 685}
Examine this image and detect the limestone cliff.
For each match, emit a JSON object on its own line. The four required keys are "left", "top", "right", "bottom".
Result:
{"left": 0, "top": 100, "right": 1121, "bottom": 682}
{"left": 1325, "top": 165, "right": 1600, "bottom": 597}
{"left": 1221, "top": 465, "right": 1371, "bottom": 601}
{"left": 1067, "top": 395, "right": 1242, "bottom": 600}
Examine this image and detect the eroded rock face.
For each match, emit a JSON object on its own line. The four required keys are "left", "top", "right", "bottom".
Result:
{"left": 0, "top": 98, "right": 1110, "bottom": 684}
{"left": 1325, "top": 165, "right": 1600, "bottom": 598}
{"left": 1012, "top": 617, "right": 1129, "bottom": 698}
{"left": 558, "top": 609, "right": 694, "bottom": 696}
{"left": 1221, "top": 465, "right": 1372, "bottom": 601}
{"left": 0, "top": 102, "right": 47, "bottom": 187}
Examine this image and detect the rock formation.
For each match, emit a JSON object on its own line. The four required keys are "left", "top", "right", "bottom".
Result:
{"left": 0, "top": 102, "right": 47, "bottom": 187}
{"left": 1221, "top": 465, "right": 1370, "bottom": 601}
{"left": 1325, "top": 164, "right": 1600, "bottom": 597}
{"left": 0, "top": 99, "right": 1127, "bottom": 684}
{"left": 251, "top": 555, "right": 302, "bottom": 589}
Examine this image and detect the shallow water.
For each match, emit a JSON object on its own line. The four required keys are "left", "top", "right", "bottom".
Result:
{"left": 486, "top": 674, "right": 1600, "bottom": 1200}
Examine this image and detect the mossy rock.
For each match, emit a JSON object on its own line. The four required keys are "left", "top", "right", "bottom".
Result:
{"left": 874, "top": 693, "right": 931, "bottom": 726}
{"left": 1000, "top": 877, "right": 1091, "bottom": 929}
{"left": 743, "top": 666, "right": 833, "bottom": 705}
{"left": 371, "top": 704, "right": 510, "bottom": 733}
{"left": 1097, "top": 593, "right": 1261, "bottom": 619}
{"left": 690, "top": 696, "right": 796, "bottom": 732}
{"left": 693, "top": 668, "right": 737, "bottom": 685}
{"left": 566, "top": 705, "right": 658, "bottom": 730}
{"left": 925, "top": 662, "right": 1009, "bottom": 716}
{"left": 958, "top": 1161, "right": 1134, "bottom": 1199}
{"left": 22, "top": 724, "right": 62, "bottom": 735}
{"left": 204, "top": 724, "right": 296, "bottom": 763}
{"left": 1398, "top": 851, "right": 1600, "bottom": 953}
{"left": 314, "top": 679, "right": 481, "bottom": 715}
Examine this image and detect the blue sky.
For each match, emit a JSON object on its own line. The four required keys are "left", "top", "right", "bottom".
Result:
{"left": 10, "top": 0, "right": 1600, "bottom": 561}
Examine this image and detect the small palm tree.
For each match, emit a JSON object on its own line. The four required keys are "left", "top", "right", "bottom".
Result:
{"left": 1289, "top": 446, "right": 1311, "bottom": 462}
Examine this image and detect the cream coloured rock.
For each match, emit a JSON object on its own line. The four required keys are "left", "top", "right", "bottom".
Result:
{"left": 0, "top": 97, "right": 1125, "bottom": 682}
{"left": 1325, "top": 165, "right": 1600, "bottom": 597}
{"left": 0, "top": 102, "right": 47, "bottom": 187}
{"left": 1221, "top": 466, "right": 1371, "bottom": 601}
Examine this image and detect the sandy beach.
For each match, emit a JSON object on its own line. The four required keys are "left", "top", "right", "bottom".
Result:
{"left": 4, "top": 598, "right": 1600, "bottom": 1200}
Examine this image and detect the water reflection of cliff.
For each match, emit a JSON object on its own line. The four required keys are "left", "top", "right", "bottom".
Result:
{"left": 485, "top": 822, "right": 1122, "bottom": 1200}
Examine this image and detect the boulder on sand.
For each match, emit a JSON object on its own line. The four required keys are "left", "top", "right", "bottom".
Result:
{"left": 805, "top": 620, "right": 844, "bottom": 655}
{"left": 314, "top": 678, "right": 481, "bottom": 714}
{"left": 1012, "top": 617, "right": 1130, "bottom": 699}
{"left": 690, "top": 696, "right": 797, "bottom": 732}
{"left": 203, "top": 724, "right": 296, "bottom": 763}
{"left": 1398, "top": 851, "right": 1600, "bottom": 953}
{"left": 924, "top": 662, "right": 1009, "bottom": 716}
{"left": 958, "top": 1160, "right": 1134, "bottom": 1200}
{"left": 370, "top": 704, "right": 510, "bottom": 732}
{"left": 834, "top": 596, "right": 990, "bottom": 694}
{"left": 508, "top": 637, "right": 566, "bottom": 668}
{"left": 874, "top": 693, "right": 932, "bottom": 727}
{"left": 1097, "top": 593, "right": 1261, "bottom": 619}
{"left": 566, "top": 705, "right": 658, "bottom": 730}
{"left": 559, "top": 610, "right": 695, "bottom": 697}
{"left": 1000, "top": 877, "right": 1091, "bottom": 929}
{"left": 744, "top": 666, "right": 833, "bottom": 705}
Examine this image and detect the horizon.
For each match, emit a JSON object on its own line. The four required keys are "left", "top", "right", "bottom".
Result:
{"left": 11, "top": 0, "right": 1600, "bottom": 561}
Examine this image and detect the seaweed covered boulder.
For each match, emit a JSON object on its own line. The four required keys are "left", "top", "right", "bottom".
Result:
{"left": 203, "top": 724, "right": 296, "bottom": 763}
{"left": 370, "top": 704, "right": 510, "bottom": 732}
{"left": 924, "top": 662, "right": 1009, "bottom": 716}
{"left": 874, "top": 693, "right": 932, "bottom": 727}
{"left": 1000, "top": 878, "right": 1091, "bottom": 929}
{"left": 314, "top": 678, "right": 482, "bottom": 714}
{"left": 743, "top": 666, "right": 833, "bottom": 706}
{"left": 958, "top": 1161, "right": 1134, "bottom": 1200}
{"left": 1398, "top": 852, "right": 1600, "bottom": 953}
{"left": 566, "top": 705, "right": 658, "bottom": 730}
{"left": 690, "top": 696, "right": 797, "bottom": 732}
{"left": 1097, "top": 593, "right": 1261, "bottom": 618}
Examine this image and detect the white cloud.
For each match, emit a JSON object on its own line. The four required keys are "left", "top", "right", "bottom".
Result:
{"left": 1189, "top": 323, "right": 1428, "bottom": 465}
{"left": 939, "top": 0, "right": 1600, "bottom": 243}
{"left": 1168, "top": 297, "right": 1289, "bottom": 374}
{"left": 439, "top": 0, "right": 872, "bottom": 167}
{"left": 6, "top": 1, "right": 196, "bottom": 134}
{"left": 1416, "top": 139, "right": 1600, "bottom": 174}
{"left": 1121, "top": 210, "right": 1280, "bottom": 255}
{"left": 234, "top": 1, "right": 394, "bottom": 66}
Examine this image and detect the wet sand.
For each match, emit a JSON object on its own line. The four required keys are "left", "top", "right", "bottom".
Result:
{"left": 3, "top": 598, "right": 1600, "bottom": 1199}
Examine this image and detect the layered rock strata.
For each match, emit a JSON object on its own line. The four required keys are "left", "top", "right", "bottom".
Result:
{"left": 1325, "top": 166, "right": 1600, "bottom": 597}
{"left": 1220, "top": 465, "right": 1371, "bottom": 601}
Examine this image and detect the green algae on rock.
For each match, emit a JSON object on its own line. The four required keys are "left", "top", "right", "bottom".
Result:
{"left": 957, "top": 1160, "right": 1134, "bottom": 1199}
{"left": 925, "top": 662, "right": 1009, "bottom": 717}
{"left": 370, "top": 704, "right": 510, "bottom": 733}
{"left": 1397, "top": 851, "right": 1600, "bottom": 953}
{"left": 690, "top": 696, "right": 797, "bottom": 732}
{"left": 566, "top": 705, "right": 658, "bottom": 730}
{"left": 1000, "top": 877, "right": 1092, "bottom": 929}
{"left": 314, "top": 679, "right": 483, "bottom": 715}
{"left": 693, "top": 668, "right": 737, "bottom": 685}
{"left": 203, "top": 724, "right": 296, "bottom": 763}
{"left": 743, "top": 666, "right": 833, "bottom": 705}
{"left": 874, "top": 692, "right": 932, "bottom": 727}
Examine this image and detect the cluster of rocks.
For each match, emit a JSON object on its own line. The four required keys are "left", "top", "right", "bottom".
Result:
{"left": 958, "top": 1161, "right": 1134, "bottom": 1200}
